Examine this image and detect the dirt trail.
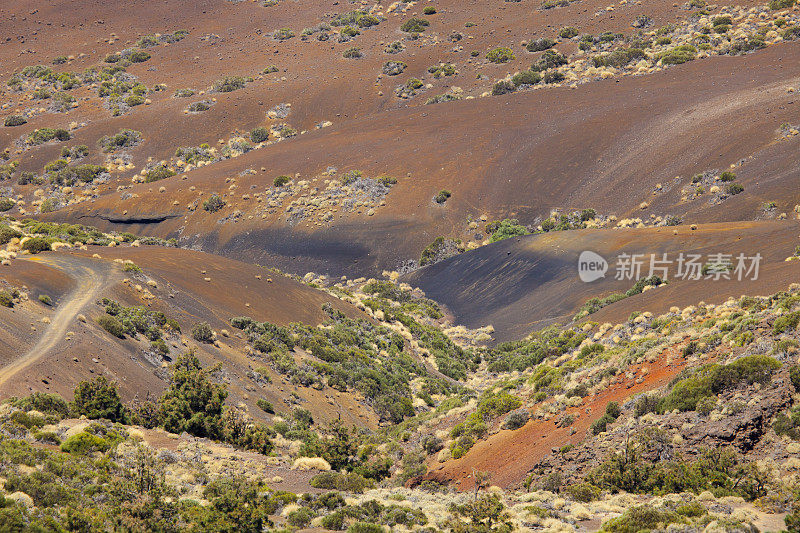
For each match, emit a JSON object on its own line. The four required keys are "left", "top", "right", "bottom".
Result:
{"left": 0, "top": 254, "right": 115, "bottom": 389}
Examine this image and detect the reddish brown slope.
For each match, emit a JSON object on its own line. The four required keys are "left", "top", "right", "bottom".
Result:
{"left": 49, "top": 43, "right": 800, "bottom": 275}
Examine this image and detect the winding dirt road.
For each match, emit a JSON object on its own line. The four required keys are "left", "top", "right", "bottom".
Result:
{"left": 0, "top": 254, "right": 115, "bottom": 389}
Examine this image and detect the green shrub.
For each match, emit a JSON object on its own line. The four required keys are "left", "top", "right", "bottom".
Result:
{"left": 287, "top": 507, "right": 315, "bottom": 527}
{"left": 492, "top": 80, "right": 516, "bottom": 95}
{"left": 512, "top": 70, "right": 541, "bottom": 86}
{"left": 257, "top": 398, "right": 275, "bottom": 414}
{"left": 601, "top": 505, "right": 682, "bottom": 533}
{"left": 423, "top": 6, "right": 437, "bottom": 14}
{"left": 532, "top": 49, "right": 567, "bottom": 71}
{"left": 21, "top": 237, "right": 51, "bottom": 254}
{"left": 502, "top": 410, "right": 530, "bottom": 430}
{"left": 658, "top": 44, "right": 696, "bottom": 64}
{"left": 769, "top": 0, "right": 795, "bottom": 9}
{"left": 0, "top": 291, "right": 13, "bottom": 308}
{"left": 128, "top": 50, "right": 151, "bottom": 63}
{"left": 202, "top": 194, "right": 225, "bottom": 212}
{"left": 348, "top": 523, "right": 384, "bottom": 533}
{"left": 774, "top": 311, "right": 800, "bottom": 334}
{"left": 565, "top": 482, "right": 601, "bottom": 502}
{"left": 726, "top": 183, "right": 744, "bottom": 195}
{"left": 0, "top": 225, "right": 21, "bottom": 245}
{"left": 73, "top": 376, "right": 127, "bottom": 422}
{"left": 782, "top": 25, "right": 800, "bottom": 39}
{"left": 212, "top": 76, "right": 246, "bottom": 92}
{"left": 592, "top": 48, "right": 646, "bottom": 68}
{"left": 250, "top": 127, "right": 269, "bottom": 143}
{"left": 558, "top": 26, "right": 578, "bottom": 38}
{"left": 98, "top": 314, "right": 125, "bottom": 338}
{"left": 28, "top": 128, "right": 71, "bottom": 145}
{"left": 0, "top": 198, "right": 15, "bottom": 212}
{"left": 159, "top": 353, "right": 227, "bottom": 439}
{"left": 719, "top": 170, "right": 736, "bottom": 181}
{"left": 38, "top": 294, "right": 52, "bottom": 306}
{"left": 273, "top": 28, "right": 295, "bottom": 41}
{"left": 343, "top": 46, "right": 362, "bottom": 58}
{"left": 60, "top": 432, "right": 110, "bottom": 455}
{"left": 433, "top": 190, "right": 451, "bottom": 204}
{"left": 527, "top": 38, "right": 555, "bottom": 52}
{"left": 192, "top": 322, "right": 214, "bottom": 343}
{"left": 634, "top": 394, "right": 660, "bottom": 417}
{"left": 99, "top": 129, "right": 142, "bottom": 152}
{"left": 382, "top": 61, "right": 406, "bottom": 75}
{"left": 486, "top": 47, "right": 515, "bottom": 63}
{"left": 4, "top": 115, "right": 27, "bottom": 127}
{"left": 728, "top": 35, "right": 766, "bottom": 55}
{"left": 273, "top": 175, "right": 291, "bottom": 187}
{"left": 400, "top": 18, "right": 429, "bottom": 33}
{"left": 543, "top": 70, "right": 565, "bottom": 83}
{"left": 659, "top": 355, "right": 780, "bottom": 412}
{"left": 144, "top": 164, "right": 176, "bottom": 183}
{"left": 487, "top": 218, "right": 529, "bottom": 242}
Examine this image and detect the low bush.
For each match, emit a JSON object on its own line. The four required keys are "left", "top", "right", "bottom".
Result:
{"left": 273, "top": 175, "right": 291, "bottom": 187}
{"left": 486, "top": 47, "right": 515, "bottom": 63}
{"left": 726, "top": 183, "right": 744, "bottom": 195}
{"left": 4, "top": 115, "right": 27, "bottom": 127}
{"left": 659, "top": 355, "right": 780, "bottom": 412}
{"left": 250, "top": 127, "right": 269, "bottom": 143}
{"left": 527, "top": 38, "right": 555, "bottom": 52}
{"left": 343, "top": 47, "right": 362, "bottom": 58}
{"left": 400, "top": 18, "right": 429, "bottom": 33}
{"left": 273, "top": 28, "right": 295, "bottom": 41}
{"left": 144, "top": 164, "right": 176, "bottom": 183}
{"left": 532, "top": 49, "right": 567, "bottom": 71}
{"left": 28, "top": 128, "right": 71, "bottom": 145}
{"left": 22, "top": 237, "right": 51, "bottom": 254}
{"left": 433, "top": 190, "right": 451, "bottom": 204}
{"left": 99, "top": 129, "right": 142, "bottom": 152}
{"left": 492, "top": 80, "right": 516, "bottom": 95}
{"left": 592, "top": 48, "right": 646, "bottom": 68}
{"left": 558, "top": 26, "right": 579, "bottom": 38}
{"left": 97, "top": 314, "right": 125, "bottom": 338}
{"left": 658, "top": 44, "right": 696, "bottom": 65}
{"left": 203, "top": 194, "right": 226, "bottom": 212}
{"left": 0, "top": 198, "right": 15, "bottom": 212}
{"left": 512, "top": 70, "right": 541, "bottom": 86}
{"left": 382, "top": 61, "right": 406, "bottom": 75}
{"left": 212, "top": 76, "right": 246, "bottom": 93}
{"left": 192, "top": 322, "right": 214, "bottom": 343}
{"left": 502, "top": 409, "right": 530, "bottom": 430}
{"left": 769, "top": 0, "right": 796, "bottom": 9}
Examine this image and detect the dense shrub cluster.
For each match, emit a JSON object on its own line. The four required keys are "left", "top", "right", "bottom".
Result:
{"left": 588, "top": 440, "right": 770, "bottom": 501}
{"left": 27, "top": 128, "right": 71, "bottom": 145}
{"left": 99, "top": 129, "right": 142, "bottom": 152}
{"left": 486, "top": 218, "right": 529, "bottom": 242}
{"left": 657, "top": 355, "right": 780, "bottom": 412}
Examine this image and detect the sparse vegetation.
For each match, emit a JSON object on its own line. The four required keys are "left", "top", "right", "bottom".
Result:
{"left": 486, "top": 47, "right": 515, "bottom": 63}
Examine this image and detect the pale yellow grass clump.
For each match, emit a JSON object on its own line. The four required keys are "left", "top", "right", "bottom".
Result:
{"left": 292, "top": 456, "right": 331, "bottom": 471}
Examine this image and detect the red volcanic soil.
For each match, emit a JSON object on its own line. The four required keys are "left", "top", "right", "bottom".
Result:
{"left": 41, "top": 41, "right": 800, "bottom": 276}
{"left": 426, "top": 344, "right": 691, "bottom": 489}
{"left": 404, "top": 221, "right": 800, "bottom": 342}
